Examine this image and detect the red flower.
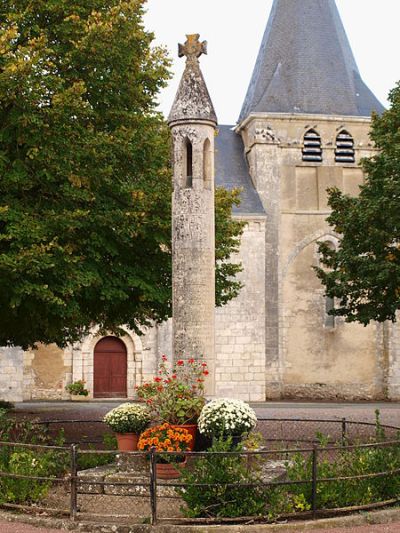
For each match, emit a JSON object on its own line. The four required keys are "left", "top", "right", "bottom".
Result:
{"left": 203, "top": 370, "right": 209, "bottom": 376}
{"left": 172, "top": 374, "right": 177, "bottom": 379}
{"left": 162, "top": 354, "right": 168, "bottom": 361}
{"left": 197, "top": 378, "right": 204, "bottom": 383}
{"left": 201, "top": 362, "right": 207, "bottom": 367}
{"left": 188, "top": 358, "right": 195, "bottom": 364}
{"left": 146, "top": 399, "right": 153, "bottom": 405}
{"left": 157, "top": 386, "right": 163, "bottom": 392}
{"left": 154, "top": 377, "right": 162, "bottom": 383}
{"left": 177, "top": 360, "right": 184, "bottom": 366}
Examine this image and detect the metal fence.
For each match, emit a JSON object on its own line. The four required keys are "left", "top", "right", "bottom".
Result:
{"left": 1, "top": 417, "right": 400, "bottom": 525}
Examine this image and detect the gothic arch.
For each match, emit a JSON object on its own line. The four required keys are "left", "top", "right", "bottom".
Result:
{"left": 282, "top": 230, "right": 339, "bottom": 280}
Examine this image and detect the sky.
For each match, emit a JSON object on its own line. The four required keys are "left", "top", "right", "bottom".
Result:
{"left": 143, "top": 0, "right": 400, "bottom": 125}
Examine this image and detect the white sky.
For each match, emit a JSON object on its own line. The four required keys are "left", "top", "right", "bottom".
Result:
{"left": 144, "top": 0, "right": 400, "bottom": 125}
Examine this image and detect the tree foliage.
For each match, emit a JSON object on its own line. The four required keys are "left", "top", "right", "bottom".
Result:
{"left": 0, "top": 0, "right": 244, "bottom": 348}
{"left": 316, "top": 82, "right": 400, "bottom": 325}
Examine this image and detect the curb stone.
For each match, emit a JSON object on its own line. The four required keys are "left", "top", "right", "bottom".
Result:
{"left": 1, "top": 508, "right": 400, "bottom": 532}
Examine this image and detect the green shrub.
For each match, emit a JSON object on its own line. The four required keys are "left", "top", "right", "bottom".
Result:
{"left": 77, "top": 434, "right": 117, "bottom": 470}
{"left": 0, "top": 400, "right": 14, "bottom": 411}
{"left": 178, "top": 437, "right": 267, "bottom": 518}
{"left": 0, "top": 410, "right": 68, "bottom": 504}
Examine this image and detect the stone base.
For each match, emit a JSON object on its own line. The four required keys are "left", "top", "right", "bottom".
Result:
{"left": 77, "top": 455, "right": 289, "bottom": 498}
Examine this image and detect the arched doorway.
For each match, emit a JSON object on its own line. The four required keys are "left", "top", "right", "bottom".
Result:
{"left": 93, "top": 337, "right": 127, "bottom": 398}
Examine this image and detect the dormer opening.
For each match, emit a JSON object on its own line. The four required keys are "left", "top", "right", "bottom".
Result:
{"left": 203, "top": 138, "right": 212, "bottom": 190}
{"left": 335, "top": 130, "right": 355, "bottom": 163}
{"left": 185, "top": 139, "right": 193, "bottom": 188}
{"left": 302, "top": 129, "right": 322, "bottom": 162}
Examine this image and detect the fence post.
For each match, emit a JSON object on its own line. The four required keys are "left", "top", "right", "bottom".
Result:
{"left": 70, "top": 444, "right": 78, "bottom": 521}
{"left": 311, "top": 444, "right": 318, "bottom": 519}
{"left": 149, "top": 446, "right": 158, "bottom": 525}
{"left": 342, "top": 418, "right": 347, "bottom": 446}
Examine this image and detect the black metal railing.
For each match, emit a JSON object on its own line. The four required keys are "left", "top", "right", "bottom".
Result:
{"left": 0, "top": 417, "right": 399, "bottom": 525}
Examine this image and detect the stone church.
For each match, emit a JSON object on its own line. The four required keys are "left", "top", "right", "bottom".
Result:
{"left": 2, "top": 0, "right": 400, "bottom": 403}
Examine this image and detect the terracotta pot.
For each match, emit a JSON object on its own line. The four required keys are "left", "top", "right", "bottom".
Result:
{"left": 170, "top": 424, "right": 197, "bottom": 451}
{"left": 156, "top": 459, "right": 186, "bottom": 479}
{"left": 115, "top": 432, "right": 139, "bottom": 452}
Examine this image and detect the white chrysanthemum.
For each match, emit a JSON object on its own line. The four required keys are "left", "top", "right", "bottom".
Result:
{"left": 198, "top": 398, "right": 257, "bottom": 437}
{"left": 103, "top": 403, "right": 150, "bottom": 434}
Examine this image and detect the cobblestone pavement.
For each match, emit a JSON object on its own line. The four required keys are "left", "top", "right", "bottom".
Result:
{"left": 302, "top": 524, "right": 400, "bottom": 532}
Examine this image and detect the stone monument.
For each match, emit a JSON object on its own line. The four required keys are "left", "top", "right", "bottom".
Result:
{"left": 168, "top": 35, "right": 217, "bottom": 394}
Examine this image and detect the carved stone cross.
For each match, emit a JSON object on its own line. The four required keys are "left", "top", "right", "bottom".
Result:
{"left": 178, "top": 34, "right": 207, "bottom": 62}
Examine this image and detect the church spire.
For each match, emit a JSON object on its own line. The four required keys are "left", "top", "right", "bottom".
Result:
{"left": 239, "top": 0, "right": 384, "bottom": 122}
{"left": 168, "top": 34, "right": 217, "bottom": 126}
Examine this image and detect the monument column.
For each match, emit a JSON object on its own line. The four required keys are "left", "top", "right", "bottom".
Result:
{"left": 168, "top": 35, "right": 217, "bottom": 394}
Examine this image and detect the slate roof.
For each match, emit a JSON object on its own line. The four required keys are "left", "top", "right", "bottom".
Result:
{"left": 215, "top": 126, "right": 265, "bottom": 216}
{"left": 239, "top": 0, "right": 385, "bottom": 122}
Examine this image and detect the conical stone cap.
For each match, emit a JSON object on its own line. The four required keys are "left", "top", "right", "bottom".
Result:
{"left": 168, "top": 34, "right": 217, "bottom": 126}
{"left": 239, "top": 0, "right": 385, "bottom": 122}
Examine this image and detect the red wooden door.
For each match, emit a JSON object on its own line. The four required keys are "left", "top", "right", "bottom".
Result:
{"left": 94, "top": 337, "right": 127, "bottom": 398}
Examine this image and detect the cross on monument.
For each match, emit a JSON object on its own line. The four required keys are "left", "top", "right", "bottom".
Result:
{"left": 178, "top": 34, "right": 207, "bottom": 62}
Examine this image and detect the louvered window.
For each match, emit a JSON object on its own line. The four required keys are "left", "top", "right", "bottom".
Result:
{"left": 335, "top": 131, "right": 355, "bottom": 163}
{"left": 302, "top": 129, "right": 322, "bottom": 162}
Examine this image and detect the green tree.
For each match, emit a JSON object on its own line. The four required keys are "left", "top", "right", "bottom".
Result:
{"left": 316, "top": 82, "right": 400, "bottom": 325}
{"left": 0, "top": 0, "right": 244, "bottom": 349}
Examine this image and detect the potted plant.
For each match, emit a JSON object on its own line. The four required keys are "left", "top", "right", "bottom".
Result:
{"left": 138, "top": 423, "right": 192, "bottom": 479}
{"left": 143, "top": 355, "right": 209, "bottom": 450}
{"left": 135, "top": 381, "right": 159, "bottom": 402}
{"left": 65, "top": 380, "right": 89, "bottom": 401}
{"left": 103, "top": 403, "right": 151, "bottom": 451}
{"left": 198, "top": 399, "right": 257, "bottom": 445}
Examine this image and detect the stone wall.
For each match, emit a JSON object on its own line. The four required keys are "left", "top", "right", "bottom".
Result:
{"left": 215, "top": 216, "right": 266, "bottom": 401}
{"left": 0, "top": 347, "right": 24, "bottom": 402}
{"left": 239, "top": 113, "right": 385, "bottom": 400}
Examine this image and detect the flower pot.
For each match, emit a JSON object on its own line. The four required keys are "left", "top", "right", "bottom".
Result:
{"left": 70, "top": 394, "right": 88, "bottom": 401}
{"left": 156, "top": 459, "right": 186, "bottom": 479}
{"left": 115, "top": 432, "right": 139, "bottom": 452}
{"left": 171, "top": 424, "right": 197, "bottom": 451}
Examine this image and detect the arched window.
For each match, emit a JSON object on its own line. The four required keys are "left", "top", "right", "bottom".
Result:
{"left": 302, "top": 129, "right": 322, "bottom": 162}
{"left": 203, "top": 138, "right": 212, "bottom": 190}
{"left": 321, "top": 240, "right": 337, "bottom": 329}
{"left": 185, "top": 139, "right": 193, "bottom": 188}
{"left": 335, "top": 130, "right": 355, "bottom": 163}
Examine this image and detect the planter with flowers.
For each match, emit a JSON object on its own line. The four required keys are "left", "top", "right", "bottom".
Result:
{"left": 65, "top": 380, "right": 89, "bottom": 401}
{"left": 103, "top": 403, "right": 150, "bottom": 451}
{"left": 198, "top": 398, "right": 257, "bottom": 445}
{"left": 138, "top": 423, "right": 192, "bottom": 479}
{"left": 139, "top": 355, "right": 209, "bottom": 450}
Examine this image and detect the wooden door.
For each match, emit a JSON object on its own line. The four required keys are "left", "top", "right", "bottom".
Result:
{"left": 94, "top": 337, "right": 127, "bottom": 398}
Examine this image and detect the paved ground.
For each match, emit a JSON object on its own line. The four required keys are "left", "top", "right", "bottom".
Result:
{"left": 0, "top": 521, "right": 62, "bottom": 533}
{"left": 13, "top": 400, "right": 400, "bottom": 424}
{"left": 2, "top": 519, "right": 400, "bottom": 532}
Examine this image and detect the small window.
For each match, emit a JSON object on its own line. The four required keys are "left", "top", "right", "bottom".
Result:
{"left": 335, "top": 130, "right": 355, "bottom": 163}
{"left": 325, "top": 296, "right": 335, "bottom": 329}
{"left": 203, "top": 138, "right": 212, "bottom": 190}
{"left": 185, "top": 139, "right": 193, "bottom": 188}
{"left": 302, "top": 129, "right": 322, "bottom": 162}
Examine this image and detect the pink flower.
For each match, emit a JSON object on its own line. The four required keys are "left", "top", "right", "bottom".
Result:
{"left": 162, "top": 354, "right": 168, "bottom": 361}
